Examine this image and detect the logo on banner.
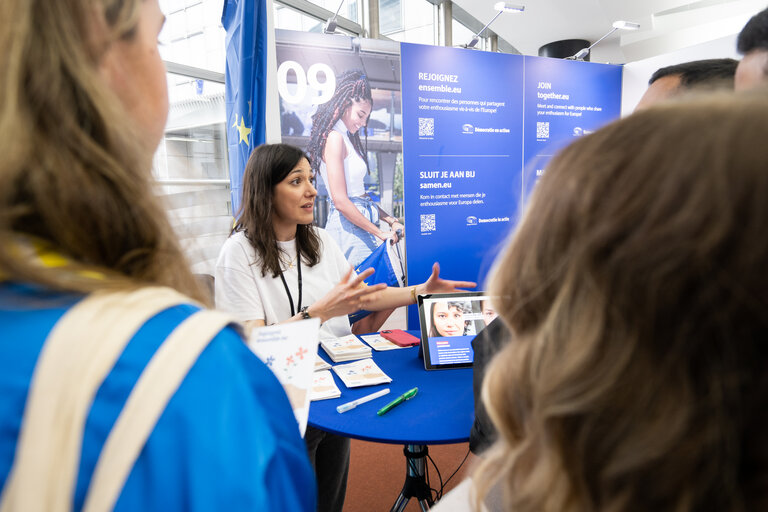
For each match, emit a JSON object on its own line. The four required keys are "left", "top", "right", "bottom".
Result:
{"left": 573, "top": 126, "right": 593, "bottom": 137}
{"left": 462, "top": 123, "right": 474, "bottom": 134}
{"left": 466, "top": 216, "right": 478, "bottom": 226}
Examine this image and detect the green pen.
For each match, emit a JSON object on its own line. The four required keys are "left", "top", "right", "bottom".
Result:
{"left": 377, "top": 387, "right": 418, "bottom": 416}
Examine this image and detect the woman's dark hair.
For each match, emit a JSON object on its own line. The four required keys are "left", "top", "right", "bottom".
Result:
{"left": 306, "top": 69, "right": 372, "bottom": 177}
{"left": 429, "top": 301, "right": 469, "bottom": 337}
{"left": 233, "top": 143, "right": 320, "bottom": 277}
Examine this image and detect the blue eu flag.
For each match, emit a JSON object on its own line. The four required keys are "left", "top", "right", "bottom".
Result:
{"left": 349, "top": 242, "right": 404, "bottom": 324}
{"left": 222, "top": 0, "right": 268, "bottom": 216}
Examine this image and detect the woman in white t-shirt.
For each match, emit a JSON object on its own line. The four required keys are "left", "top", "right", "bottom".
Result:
{"left": 307, "top": 70, "right": 404, "bottom": 268}
{"left": 215, "top": 143, "right": 474, "bottom": 512}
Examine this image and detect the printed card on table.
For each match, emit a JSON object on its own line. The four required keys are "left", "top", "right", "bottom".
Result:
{"left": 247, "top": 319, "right": 320, "bottom": 436}
{"left": 359, "top": 333, "right": 405, "bottom": 351}
{"left": 311, "top": 370, "right": 341, "bottom": 401}
{"left": 332, "top": 358, "right": 393, "bottom": 388}
{"left": 322, "top": 334, "right": 369, "bottom": 353}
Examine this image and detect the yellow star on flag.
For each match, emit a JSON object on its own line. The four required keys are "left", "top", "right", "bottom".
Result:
{"left": 236, "top": 116, "right": 252, "bottom": 146}
{"left": 232, "top": 113, "right": 239, "bottom": 129}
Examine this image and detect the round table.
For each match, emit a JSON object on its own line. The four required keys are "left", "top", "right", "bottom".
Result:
{"left": 308, "top": 334, "right": 474, "bottom": 510}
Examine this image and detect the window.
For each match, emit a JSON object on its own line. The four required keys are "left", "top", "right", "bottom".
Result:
{"left": 274, "top": 0, "right": 361, "bottom": 33}
{"left": 379, "top": 0, "right": 434, "bottom": 45}
{"left": 379, "top": 0, "right": 403, "bottom": 34}
{"left": 153, "top": 73, "right": 231, "bottom": 275}
{"left": 274, "top": 3, "right": 324, "bottom": 33}
{"left": 159, "top": 0, "right": 226, "bottom": 73}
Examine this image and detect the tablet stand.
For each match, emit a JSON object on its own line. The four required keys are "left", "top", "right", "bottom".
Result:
{"left": 390, "top": 444, "right": 434, "bottom": 511}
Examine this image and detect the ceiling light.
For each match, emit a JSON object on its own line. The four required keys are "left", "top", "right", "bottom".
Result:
{"left": 612, "top": 20, "right": 640, "bottom": 30}
{"left": 466, "top": 3, "right": 525, "bottom": 49}
{"left": 569, "top": 20, "right": 640, "bottom": 60}
{"left": 494, "top": 2, "right": 525, "bottom": 13}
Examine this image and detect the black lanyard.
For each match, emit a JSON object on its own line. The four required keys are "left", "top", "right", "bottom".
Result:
{"left": 278, "top": 255, "right": 302, "bottom": 316}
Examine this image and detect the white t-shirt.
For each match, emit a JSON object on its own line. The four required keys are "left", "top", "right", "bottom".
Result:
{"left": 318, "top": 120, "right": 367, "bottom": 198}
{"left": 214, "top": 228, "right": 354, "bottom": 339}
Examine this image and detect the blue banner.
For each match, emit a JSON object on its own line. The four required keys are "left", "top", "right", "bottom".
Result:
{"left": 401, "top": 43, "right": 524, "bottom": 326}
{"left": 222, "top": 0, "right": 268, "bottom": 216}
{"left": 401, "top": 44, "right": 622, "bottom": 327}
{"left": 522, "top": 56, "right": 623, "bottom": 201}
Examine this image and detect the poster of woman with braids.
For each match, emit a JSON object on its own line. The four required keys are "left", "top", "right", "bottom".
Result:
{"left": 306, "top": 70, "right": 404, "bottom": 267}
{"left": 274, "top": 29, "right": 404, "bottom": 267}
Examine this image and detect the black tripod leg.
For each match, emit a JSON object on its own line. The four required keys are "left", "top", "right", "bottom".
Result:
{"left": 390, "top": 445, "right": 434, "bottom": 512}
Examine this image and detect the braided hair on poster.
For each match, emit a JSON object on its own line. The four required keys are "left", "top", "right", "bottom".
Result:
{"left": 307, "top": 69, "right": 372, "bottom": 177}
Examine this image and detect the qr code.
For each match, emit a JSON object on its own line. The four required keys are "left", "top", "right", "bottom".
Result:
{"left": 536, "top": 121, "right": 550, "bottom": 139}
{"left": 420, "top": 214, "right": 436, "bottom": 233}
{"left": 419, "top": 118, "right": 434, "bottom": 137}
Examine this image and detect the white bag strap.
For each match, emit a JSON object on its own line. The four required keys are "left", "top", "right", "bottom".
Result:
{"left": 82, "top": 309, "right": 233, "bottom": 512}
{"left": 0, "top": 287, "right": 192, "bottom": 512}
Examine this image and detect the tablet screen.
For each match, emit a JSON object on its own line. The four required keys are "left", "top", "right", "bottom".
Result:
{"left": 417, "top": 292, "right": 498, "bottom": 370}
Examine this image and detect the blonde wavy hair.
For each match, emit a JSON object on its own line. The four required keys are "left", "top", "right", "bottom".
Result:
{"left": 0, "top": 0, "right": 205, "bottom": 302}
{"left": 475, "top": 91, "right": 768, "bottom": 511}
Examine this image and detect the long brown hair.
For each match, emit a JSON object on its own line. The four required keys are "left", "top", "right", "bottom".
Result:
{"left": 233, "top": 143, "right": 320, "bottom": 278}
{"left": 0, "top": 0, "right": 205, "bottom": 303}
{"left": 475, "top": 91, "right": 768, "bottom": 511}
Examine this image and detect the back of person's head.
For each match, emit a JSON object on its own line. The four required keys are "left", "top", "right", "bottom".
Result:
{"left": 234, "top": 143, "right": 319, "bottom": 277}
{"left": 736, "top": 7, "right": 768, "bottom": 90}
{"left": 636, "top": 58, "right": 738, "bottom": 110}
{"left": 476, "top": 91, "right": 768, "bottom": 511}
{"left": 0, "top": 0, "right": 204, "bottom": 301}
{"left": 737, "top": 7, "right": 768, "bottom": 55}
{"left": 649, "top": 58, "right": 738, "bottom": 88}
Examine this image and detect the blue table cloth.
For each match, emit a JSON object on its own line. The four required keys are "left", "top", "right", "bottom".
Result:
{"left": 308, "top": 332, "right": 474, "bottom": 445}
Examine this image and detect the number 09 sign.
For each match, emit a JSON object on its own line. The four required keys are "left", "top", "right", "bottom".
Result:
{"left": 277, "top": 60, "right": 336, "bottom": 105}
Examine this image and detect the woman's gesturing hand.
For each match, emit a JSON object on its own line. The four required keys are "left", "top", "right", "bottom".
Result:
{"left": 308, "top": 268, "right": 386, "bottom": 323}
{"left": 417, "top": 262, "right": 477, "bottom": 295}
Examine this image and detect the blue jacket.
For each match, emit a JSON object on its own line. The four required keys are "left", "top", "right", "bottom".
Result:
{"left": 0, "top": 282, "right": 316, "bottom": 511}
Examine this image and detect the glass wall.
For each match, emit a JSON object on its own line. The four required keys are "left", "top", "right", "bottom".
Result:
{"left": 159, "top": 0, "right": 226, "bottom": 72}
{"left": 154, "top": 72, "right": 230, "bottom": 276}
{"left": 156, "top": 0, "right": 230, "bottom": 276}
{"left": 379, "top": 0, "right": 435, "bottom": 45}
{"left": 274, "top": 0, "right": 361, "bottom": 34}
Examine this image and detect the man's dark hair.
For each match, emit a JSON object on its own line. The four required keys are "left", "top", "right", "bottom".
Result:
{"left": 649, "top": 58, "right": 739, "bottom": 88}
{"left": 737, "top": 7, "right": 768, "bottom": 54}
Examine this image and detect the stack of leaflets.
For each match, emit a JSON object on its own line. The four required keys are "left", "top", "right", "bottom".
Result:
{"left": 332, "top": 358, "right": 392, "bottom": 388}
{"left": 314, "top": 355, "right": 331, "bottom": 372}
{"left": 319, "top": 334, "right": 372, "bottom": 363}
{"left": 311, "top": 370, "right": 342, "bottom": 401}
